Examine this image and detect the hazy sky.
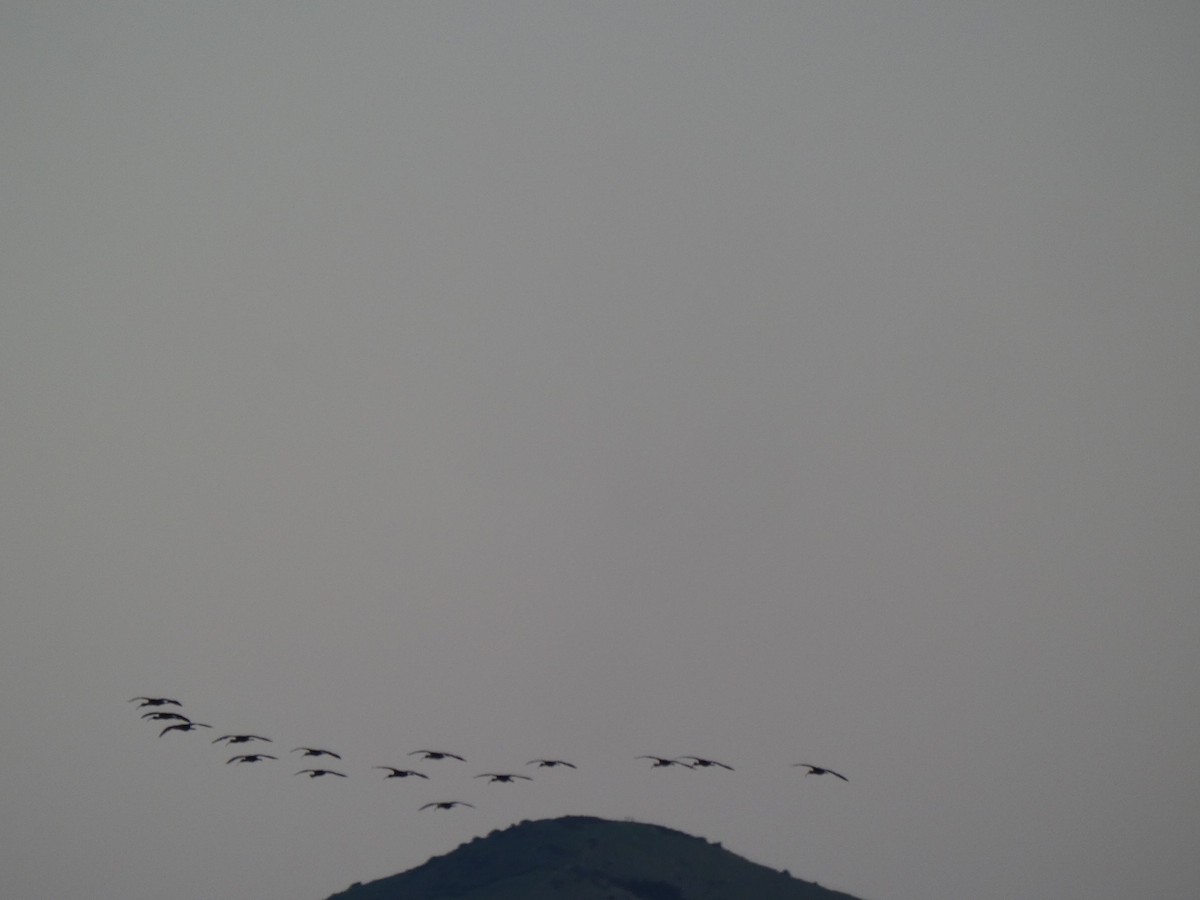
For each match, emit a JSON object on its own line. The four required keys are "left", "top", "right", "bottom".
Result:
{"left": 3, "top": 3, "right": 1198, "bottom": 899}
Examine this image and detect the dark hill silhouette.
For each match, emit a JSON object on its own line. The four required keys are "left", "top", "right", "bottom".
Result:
{"left": 325, "top": 815, "right": 864, "bottom": 900}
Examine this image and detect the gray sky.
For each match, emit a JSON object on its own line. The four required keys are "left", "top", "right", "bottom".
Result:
{"left": 3, "top": 3, "right": 1198, "bottom": 899}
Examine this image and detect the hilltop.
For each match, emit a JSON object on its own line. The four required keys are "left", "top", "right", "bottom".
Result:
{"left": 326, "top": 815, "right": 864, "bottom": 900}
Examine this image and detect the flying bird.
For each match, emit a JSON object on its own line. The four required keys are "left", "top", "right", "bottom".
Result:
{"left": 679, "top": 756, "right": 734, "bottom": 770}
{"left": 474, "top": 773, "right": 532, "bottom": 783}
{"left": 373, "top": 767, "right": 428, "bottom": 779}
{"left": 159, "top": 722, "right": 212, "bottom": 737}
{"left": 141, "top": 711, "right": 191, "bottom": 722}
{"left": 227, "top": 754, "right": 277, "bottom": 764}
{"left": 408, "top": 750, "right": 465, "bottom": 761}
{"left": 130, "top": 697, "right": 182, "bottom": 707}
{"left": 793, "top": 764, "right": 848, "bottom": 781}
{"left": 420, "top": 801, "right": 473, "bottom": 810}
{"left": 213, "top": 734, "right": 271, "bottom": 745}
{"left": 292, "top": 747, "right": 341, "bottom": 759}
{"left": 295, "top": 768, "right": 346, "bottom": 778}
{"left": 637, "top": 756, "right": 693, "bottom": 768}
{"left": 527, "top": 759, "right": 577, "bottom": 769}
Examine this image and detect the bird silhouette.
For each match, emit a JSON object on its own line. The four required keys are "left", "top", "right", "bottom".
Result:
{"left": 793, "top": 763, "right": 848, "bottom": 781}
{"left": 227, "top": 754, "right": 277, "bottom": 764}
{"left": 420, "top": 801, "right": 473, "bottom": 810}
{"left": 159, "top": 722, "right": 212, "bottom": 737}
{"left": 141, "top": 711, "right": 191, "bottom": 722}
{"left": 408, "top": 750, "right": 465, "bottom": 761}
{"left": 213, "top": 734, "right": 271, "bottom": 745}
{"left": 679, "top": 756, "right": 734, "bottom": 770}
{"left": 474, "top": 773, "right": 532, "bottom": 783}
{"left": 373, "top": 767, "right": 428, "bottom": 779}
{"left": 130, "top": 697, "right": 181, "bottom": 707}
{"left": 295, "top": 768, "right": 346, "bottom": 778}
{"left": 527, "top": 759, "right": 577, "bottom": 769}
{"left": 292, "top": 747, "right": 341, "bottom": 759}
{"left": 637, "top": 756, "right": 693, "bottom": 768}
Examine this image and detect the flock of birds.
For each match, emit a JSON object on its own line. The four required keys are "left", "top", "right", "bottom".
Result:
{"left": 130, "top": 695, "right": 847, "bottom": 811}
